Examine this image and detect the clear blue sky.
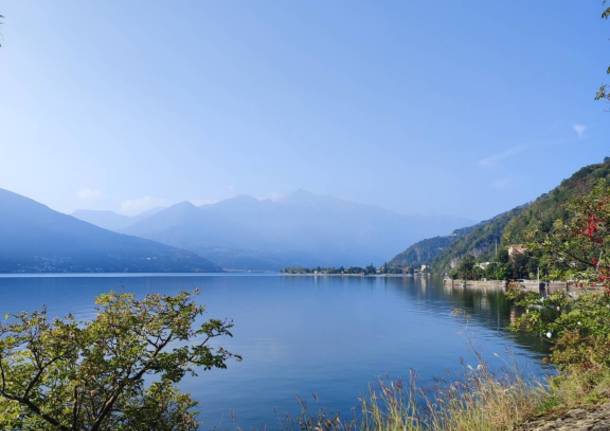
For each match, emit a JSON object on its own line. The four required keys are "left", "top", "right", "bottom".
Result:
{"left": 0, "top": 1, "right": 608, "bottom": 220}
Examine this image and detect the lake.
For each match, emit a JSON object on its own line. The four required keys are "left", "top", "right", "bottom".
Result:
{"left": 0, "top": 274, "right": 551, "bottom": 429}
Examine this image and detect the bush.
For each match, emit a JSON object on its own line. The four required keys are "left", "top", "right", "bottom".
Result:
{"left": 0, "top": 291, "right": 239, "bottom": 431}
{"left": 510, "top": 291, "right": 610, "bottom": 371}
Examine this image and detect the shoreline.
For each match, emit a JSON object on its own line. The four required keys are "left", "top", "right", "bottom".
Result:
{"left": 280, "top": 272, "right": 425, "bottom": 278}
{"left": 444, "top": 278, "right": 605, "bottom": 297}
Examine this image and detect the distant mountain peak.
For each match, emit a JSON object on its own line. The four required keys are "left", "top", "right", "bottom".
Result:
{"left": 123, "top": 188, "right": 470, "bottom": 270}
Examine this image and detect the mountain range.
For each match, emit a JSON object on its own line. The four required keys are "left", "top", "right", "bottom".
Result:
{"left": 0, "top": 188, "right": 220, "bottom": 273}
{"left": 387, "top": 157, "right": 610, "bottom": 272}
{"left": 75, "top": 190, "right": 472, "bottom": 270}
{"left": 5, "top": 155, "right": 607, "bottom": 275}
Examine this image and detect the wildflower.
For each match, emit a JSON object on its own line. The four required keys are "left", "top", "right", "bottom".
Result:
{"left": 546, "top": 331, "right": 552, "bottom": 339}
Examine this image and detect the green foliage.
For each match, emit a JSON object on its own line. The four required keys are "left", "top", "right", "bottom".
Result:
{"left": 282, "top": 265, "right": 380, "bottom": 275}
{"left": 421, "top": 159, "right": 609, "bottom": 279}
{"left": 510, "top": 178, "right": 610, "bottom": 369}
{"left": 510, "top": 291, "right": 571, "bottom": 335}
{"left": 505, "top": 162, "right": 609, "bottom": 243}
{"left": 510, "top": 291, "right": 610, "bottom": 371}
{"left": 387, "top": 235, "right": 458, "bottom": 270}
{"left": 527, "top": 180, "right": 610, "bottom": 287}
{"left": 484, "top": 262, "right": 508, "bottom": 280}
{"left": 388, "top": 159, "right": 609, "bottom": 278}
{"left": 379, "top": 263, "right": 406, "bottom": 274}
{"left": 0, "top": 291, "right": 239, "bottom": 431}
{"left": 449, "top": 255, "right": 481, "bottom": 280}
{"left": 433, "top": 207, "right": 524, "bottom": 274}
{"left": 447, "top": 250, "right": 522, "bottom": 281}
{"left": 596, "top": 2, "right": 610, "bottom": 102}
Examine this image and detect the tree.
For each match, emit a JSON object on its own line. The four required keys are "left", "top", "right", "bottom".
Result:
{"left": 596, "top": 2, "right": 610, "bottom": 102}
{"left": 531, "top": 180, "right": 609, "bottom": 290}
{"left": 0, "top": 291, "right": 240, "bottom": 431}
{"left": 449, "top": 255, "right": 481, "bottom": 280}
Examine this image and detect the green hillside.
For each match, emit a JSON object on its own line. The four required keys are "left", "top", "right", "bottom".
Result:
{"left": 430, "top": 205, "right": 527, "bottom": 273}
{"left": 502, "top": 159, "right": 610, "bottom": 245}
{"left": 386, "top": 206, "right": 526, "bottom": 272}
{"left": 387, "top": 157, "right": 610, "bottom": 275}
{"left": 387, "top": 235, "right": 458, "bottom": 269}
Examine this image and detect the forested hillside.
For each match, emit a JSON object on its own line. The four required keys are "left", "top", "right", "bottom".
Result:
{"left": 502, "top": 159, "right": 610, "bottom": 245}
{"left": 387, "top": 158, "right": 610, "bottom": 276}
{"left": 387, "top": 235, "right": 458, "bottom": 269}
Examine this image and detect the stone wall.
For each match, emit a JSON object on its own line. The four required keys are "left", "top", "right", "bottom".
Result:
{"left": 444, "top": 278, "right": 603, "bottom": 297}
{"left": 443, "top": 279, "right": 506, "bottom": 292}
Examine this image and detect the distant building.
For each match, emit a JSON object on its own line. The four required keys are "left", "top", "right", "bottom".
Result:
{"left": 508, "top": 244, "right": 527, "bottom": 259}
{"left": 476, "top": 261, "right": 492, "bottom": 270}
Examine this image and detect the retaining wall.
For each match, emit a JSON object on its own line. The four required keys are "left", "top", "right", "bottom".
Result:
{"left": 443, "top": 278, "right": 603, "bottom": 297}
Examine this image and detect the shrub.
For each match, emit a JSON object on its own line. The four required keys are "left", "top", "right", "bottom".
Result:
{"left": 0, "top": 291, "right": 239, "bottom": 431}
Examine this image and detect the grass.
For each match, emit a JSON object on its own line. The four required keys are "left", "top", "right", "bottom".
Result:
{"left": 291, "top": 290, "right": 610, "bottom": 430}
{"left": 295, "top": 363, "right": 546, "bottom": 431}
{"left": 293, "top": 361, "right": 610, "bottom": 431}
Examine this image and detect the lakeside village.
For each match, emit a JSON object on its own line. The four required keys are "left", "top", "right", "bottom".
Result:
{"left": 284, "top": 244, "right": 550, "bottom": 280}
{"left": 282, "top": 241, "right": 607, "bottom": 297}
{"left": 282, "top": 263, "right": 428, "bottom": 276}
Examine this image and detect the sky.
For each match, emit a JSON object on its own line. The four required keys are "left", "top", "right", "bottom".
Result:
{"left": 0, "top": 1, "right": 608, "bottom": 220}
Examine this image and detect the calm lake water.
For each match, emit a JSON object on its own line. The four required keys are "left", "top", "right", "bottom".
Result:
{"left": 0, "top": 274, "right": 550, "bottom": 429}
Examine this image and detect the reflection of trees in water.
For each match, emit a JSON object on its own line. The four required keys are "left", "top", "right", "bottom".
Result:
{"left": 419, "top": 276, "right": 428, "bottom": 292}
{"left": 381, "top": 276, "right": 548, "bottom": 355}
{"left": 283, "top": 275, "right": 547, "bottom": 356}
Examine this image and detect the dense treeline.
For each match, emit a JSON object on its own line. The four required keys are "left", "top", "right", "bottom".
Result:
{"left": 282, "top": 264, "right": 386, "bottom": 275}
{"left": 447, "top": 250, "right": 536, "bottom": 281}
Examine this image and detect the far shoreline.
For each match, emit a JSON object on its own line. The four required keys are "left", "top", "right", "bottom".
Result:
{"left": 0, "top": 272, "right": 420, "bottom": 279}
{"left": 280, "top": 272, "right": 417, "bottom": 278}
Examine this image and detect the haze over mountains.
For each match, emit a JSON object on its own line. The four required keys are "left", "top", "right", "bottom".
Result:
{"left": 0, "top": 188, "right": 220, "bottom": 273}
{"left": 72, "top": 208, "right": 162, "bottom": 232}
{"left": 75, "top": 190, "right": 472, "bottom": 270}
